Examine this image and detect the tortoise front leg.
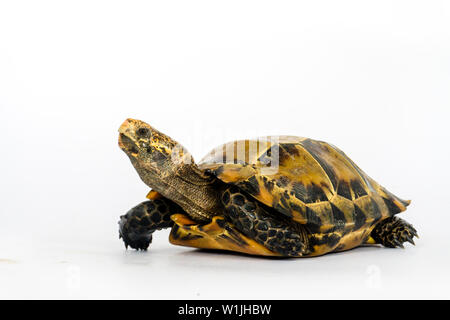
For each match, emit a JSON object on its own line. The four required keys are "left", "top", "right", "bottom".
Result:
{"left": 370, "top": 216, "right": 418, "bottom": 248}
{"left": 221, "top": 186, "right": 310, "bottom": 257}
{"left": 119, "top": 198, "right": 183, "bottom": 250}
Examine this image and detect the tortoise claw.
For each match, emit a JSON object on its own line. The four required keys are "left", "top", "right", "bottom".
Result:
{"left": 405, "top": 236, "right": 415, "bottom": 246}
{"left": 372, "top": 217, "right": 418, "bottom": 249}
{"left": 394, "top": 239, "right": 404, "bottom": 248}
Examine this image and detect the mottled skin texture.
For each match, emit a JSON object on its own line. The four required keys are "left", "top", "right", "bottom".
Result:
{"left": 119, "top": 118, "right": 221, "bottom": 222}
{"left": 221, "top": 186, "right": 309, "bottom": 257}
{"left": 119, "top": 199, "right": 179, "bottom": 250}
{"left": 118, "top": 119, "right": 418, "bottom": 257}
{"left": 371, "top": 216, "right": 418, "bottom": 248}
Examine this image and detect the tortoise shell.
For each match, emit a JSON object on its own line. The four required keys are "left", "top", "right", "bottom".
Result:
{"left": 198, "top": 136, "right": 410, "bottom": 252}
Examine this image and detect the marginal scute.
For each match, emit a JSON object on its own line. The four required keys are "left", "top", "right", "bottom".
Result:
{"left": 376, "top": 185, "right": 411, "bottom": 214}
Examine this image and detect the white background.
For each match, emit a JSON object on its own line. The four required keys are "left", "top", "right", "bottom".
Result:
{"left": 1, "top": 1, "right": 449, "bottom": 299}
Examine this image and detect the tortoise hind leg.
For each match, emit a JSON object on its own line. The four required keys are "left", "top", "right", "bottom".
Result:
{"left": 221, "top": 186, "right": 310, "bottom": 257}
{"left": 119, "top": 198, "right": 182, "bottom": 250}
{"left": 370, "top": 216, "right": 418, "bottom": 248}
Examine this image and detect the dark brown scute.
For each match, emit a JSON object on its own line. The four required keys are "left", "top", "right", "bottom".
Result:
{"left": 350, "top": 179, "right": 368, "bottom": 198}
{"left": 276, "top": 176, "right": 290, "bottom": 188}
{"left": 279, "top": 144, "right": 300, "bottom": 163}
{"left": 239, "top": 176, "right": 260, "bottom": 195}
{"left": 223, "top": 226, "right": 249, "bottom": 246}
{"left": 262, "top": 176, "right": 275, "bottom": 192}
{"left": 291, "top": 182, "right": 328, "bottom": 203}
{"left": 330, "top": 203, "right": 347, "bottom": 230}
{"left": 305, "top": 207, "right": 322, "bottom": 233}
{"left": 337, "top": 181, "right": 352, "bottom": 200}
{"left": 369, "top": 198, "right": 382, "bottom": 220}
{"left": 301, "top": 139, "right": 339, "bottom": 190}
{"left": 171, "top": 224, "right": 180, "bottom": 240}
{"left": 382, "top": 197, "right": 403, "bottom": 215}
{"left": 309, "top": 183, "right": 329, "bottom": 202}
{"left": 352, "top": 205, "right": 367, "bottom": 230}
{"left": 309, "top": 233, "right": 340, "bottom": 248}
{"left": 291, "top": 182, "right": 308, "bottom": 202}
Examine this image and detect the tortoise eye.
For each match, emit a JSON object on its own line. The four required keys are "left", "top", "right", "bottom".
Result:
{"left": 137, "top": 127, "right": 150, "bottom": 137}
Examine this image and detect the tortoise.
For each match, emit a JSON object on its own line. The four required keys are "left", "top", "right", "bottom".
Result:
{"left": 118, "top": 118, "right": 417, "bottom": 257}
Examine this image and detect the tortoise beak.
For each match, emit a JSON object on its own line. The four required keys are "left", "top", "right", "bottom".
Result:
{"left": 119, "top": 118, "right": 136, "bottom": 135}
{"left": 118, "top": 119, "right": 139, "bottom": 155}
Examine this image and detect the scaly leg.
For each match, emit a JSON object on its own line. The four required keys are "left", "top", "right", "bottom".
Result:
{"left": 370, "top": 216, "right": 418, "bottom": 248}
{"left": 119, "top": 198, "right": 182, "bottom": 250}
{"left": 221, "top": 186, "right": 309, "bottom": 257}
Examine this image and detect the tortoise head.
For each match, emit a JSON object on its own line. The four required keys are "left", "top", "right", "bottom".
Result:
{"left": 118, "top": 118, "right": 193, "bottom": 188}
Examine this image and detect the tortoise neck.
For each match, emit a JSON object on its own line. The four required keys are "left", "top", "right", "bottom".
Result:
{"left": 156, "top": 164, "right": 222, "bottom": 221}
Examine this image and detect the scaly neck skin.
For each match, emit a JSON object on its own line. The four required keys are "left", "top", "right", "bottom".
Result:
{"left": 133, "top": 160, "right": 222, "bottom": 221}
{"left": 169, "top": 164, "right": 224, "bottom": 221}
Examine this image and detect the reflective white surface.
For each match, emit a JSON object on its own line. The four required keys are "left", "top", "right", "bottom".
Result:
{"left": 0, "top": 230, "right": 449, "bottom": 299}
{"left": 1, "top": 0, "right": 449, "bottom": 299}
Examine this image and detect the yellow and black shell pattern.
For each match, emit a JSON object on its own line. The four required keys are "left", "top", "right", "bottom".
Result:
{"left": 197, "top": 136, "right": 411, "bottom": 256}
